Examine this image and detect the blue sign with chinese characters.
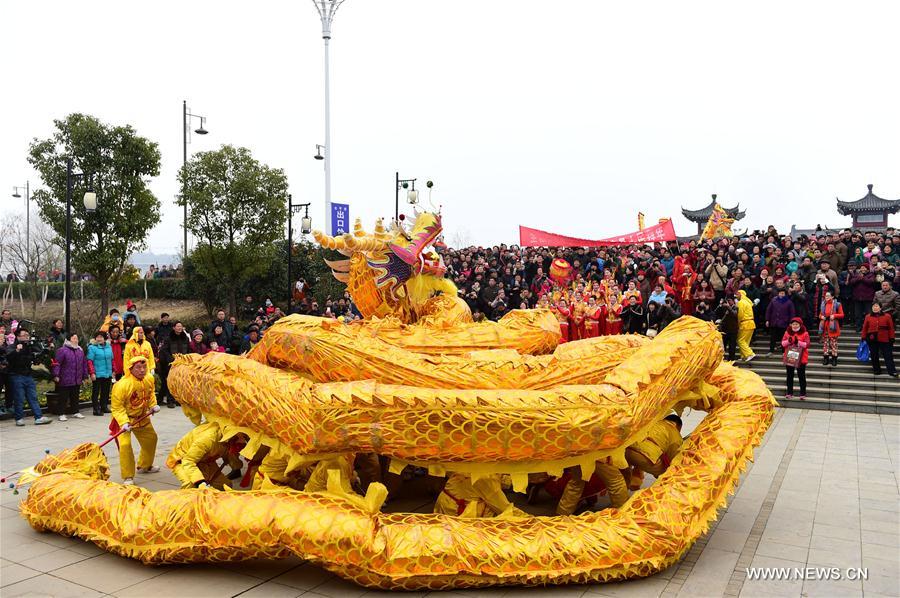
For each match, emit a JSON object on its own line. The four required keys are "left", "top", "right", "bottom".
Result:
{"left": 331, "top": 203, "right": 350, "bottom": 236}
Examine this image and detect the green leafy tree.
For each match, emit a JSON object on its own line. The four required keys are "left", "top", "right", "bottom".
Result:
{"left": 28, "top": 113, "right": 162, "bottom": 317}
{"left": 290, "top": 240, "right": 347, "bottom": 305}
{"left": 179, "top": 145, "right": 288, "bottom": 315}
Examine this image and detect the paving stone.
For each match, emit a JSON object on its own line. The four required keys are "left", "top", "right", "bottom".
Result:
{"left": 861, "top": 528, "right": 900, "bottom": 547}
{"left": 585, "top": 577, "right": 667, "bottom": 597}
{"left": 811, "top": 522, "right": 861, "bottom": 542}
{"left": 705, "top": 528, "right": 751, "bottom": 554}
{"left": 800, "top": 575, "right": 862, "bottom": 597}
{"left": 738, "top": 555, "right": 804, "bottom": 597}
{"left": 271, "top": 563, "right": 335, "bottom": 591}
{"left": 1, "top": 573, "right": 104, "bottom": 597}
{"left": 862, "top": 573, "right": 900, "bottom": 596}
{"left": 116, "top": 566, "right": 260, "bottom": 597}
{"left": 51, "top": 553, "right": 171, "bottom": 594}
{"left": 0, "top": 561, "right": 41, "bottom": 588}
{"left": 234, "top": 581, "right": 305, "bottom": 597}
{"left": 676, "top": 548, "right": 739, "bottom": 598}
{"left": 754, "top": 540, "right": 809, "bottom": 563}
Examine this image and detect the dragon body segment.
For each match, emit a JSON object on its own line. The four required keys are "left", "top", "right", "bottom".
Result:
{"left": 15, "top": 212, "right": 776, "bottom": 590}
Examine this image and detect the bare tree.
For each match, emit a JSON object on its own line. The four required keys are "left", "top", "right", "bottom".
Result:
{"left": 448, "top": 228, "right": 474, "bottom": 249}
{"left": 1, "top": 215, "right": 64, "bottom": 320}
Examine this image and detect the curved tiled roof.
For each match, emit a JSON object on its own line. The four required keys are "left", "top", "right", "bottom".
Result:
{"left": 836, "top": 184, "right": 900, "bottom": 215}
{"left": 681, "top": 194, "right": 746, "bottom": 222}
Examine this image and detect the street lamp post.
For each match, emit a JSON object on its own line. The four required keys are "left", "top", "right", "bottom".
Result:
{"left": 11, "top": 181, "right": 30, "bottom": 269}
{"left": 395, "top": 172, "right": 417, "bottom": 222}
{"left": 182, "top": 100, "right": 209, "bottom": 259}
{"left": 312, "top": 0, "right": 345, "bottom": 229}
{"left": 287, "top": 195, "right": 312, "bottom": 314}
{"left": 64, "top": 158, "right": 94, "bottom": 335}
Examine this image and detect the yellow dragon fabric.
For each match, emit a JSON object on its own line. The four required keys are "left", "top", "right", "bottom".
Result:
{"left": 18, "top": 316, "right": 775, "bottom": 589}
{"left": 16, "top": 215, "right": 775, "bottom": 590}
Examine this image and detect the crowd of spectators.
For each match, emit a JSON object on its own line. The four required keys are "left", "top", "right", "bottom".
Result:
{"left": 4, "top": 225, "right": 900, "bottom": 422}
{"left": 0, "top": 296, "right": 303, "bottom": 424}
{"left": 441, "top": 226, "right": 900, "bottom": 382}
{"left": 142, "top": 264, "right": 181, "bottom": 279}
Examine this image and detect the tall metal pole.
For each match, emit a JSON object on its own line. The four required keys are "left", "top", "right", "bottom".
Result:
{"left": 314, "top": 1, "right": 344, "bottom": 232}
{"left": 25, "top": 180, "right": 30, "bottom": 270}
{"left": 323, "top": 35, "right": 332, "bottom": 230}
{"left": 182, "top": 100, "right": 188, "bottom": 259}
{"left": 287, "top": 194, "right": 293, "bottom": 314}
{"left": 65, "top": 158, "right": 73, "bottom": 335}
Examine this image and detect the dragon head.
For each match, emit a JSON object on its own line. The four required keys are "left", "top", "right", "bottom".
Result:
{"left": 313, "top": 212, "right": 462, "bottom": 324}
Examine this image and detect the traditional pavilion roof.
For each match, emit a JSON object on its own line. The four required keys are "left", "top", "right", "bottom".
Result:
{"left": 681, "top": 194, "right": 746, "bottom": 222}
{"left": 836, "top": 184, "right": 900, "bottom": 215}
{"left": 789, "top": 225, "right": 841, "bottom": 238}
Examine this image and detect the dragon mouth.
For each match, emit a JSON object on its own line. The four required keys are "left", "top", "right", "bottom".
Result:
{"left": 389, "top": 215, "right": 443, "bottom": 271}
{"left": 17, "top": 316, "right": 774, "bottom": 589}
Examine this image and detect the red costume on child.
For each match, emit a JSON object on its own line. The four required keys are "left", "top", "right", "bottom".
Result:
{"left": 553, "top": 303, "right": 572, "bottom": 342}
{"left": 584, "top": 303, "right": 604, "bottom": 338}
{"left": 673, "top": 257, "right": 697, "bottom": 316}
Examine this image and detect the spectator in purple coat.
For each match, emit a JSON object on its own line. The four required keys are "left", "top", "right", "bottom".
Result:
{"left": 849, "top": 264, "right": 876, "bottom": 328}
{"left": 765, "top": 288, "right": 796, "bottom": 355}
{"left": 52, "top": 333, "right": 90, "bottom": 422}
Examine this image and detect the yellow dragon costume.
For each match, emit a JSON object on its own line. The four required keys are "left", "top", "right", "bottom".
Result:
{"left": 16, "top": 212, "right": 775, "bottom": 590}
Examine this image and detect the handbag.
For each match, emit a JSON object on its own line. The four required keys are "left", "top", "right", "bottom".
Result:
{"left": 856, "top": 340, "right": 871, "bottom": 363}
{"left": 785, "top": 345, "right": 802, "bottom": 368}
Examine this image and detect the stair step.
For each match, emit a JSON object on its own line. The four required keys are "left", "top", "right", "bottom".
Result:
{"left": 750, "top": 343, "right": 867, "bottom": 352}
{"left": 778, "top": 397, "right": 900, "bottom": 415}
{"left": 756, "top": 377, "right": 896, "bottom": 390}
{"left": 765, "top": 382, "right": 900, "bottom": 401}
{"left": 736, "top": 358, "right": 880, "bottom": 372}
{"left": 744, "top": 366, "right": 891, "bottom": 380}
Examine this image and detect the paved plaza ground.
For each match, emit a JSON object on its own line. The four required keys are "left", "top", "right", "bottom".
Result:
{"left": 1, "top": 407, "right": 898, "bottom": 597}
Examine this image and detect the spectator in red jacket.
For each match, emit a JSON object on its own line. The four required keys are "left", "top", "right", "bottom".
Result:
{"left": 861, "top": 303, "right": 897, "bottom": 377}
{"left": 781, "top": 318, "right": 810, "bottom": 400}
{"left": 109, "top": 325, "right": 127, "bottom": 381}
{"left": 189, "top": 329, "right": 210, "bottom": 355}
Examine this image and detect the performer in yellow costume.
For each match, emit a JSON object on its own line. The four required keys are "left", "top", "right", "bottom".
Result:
{"left": 556, "top": 461, "right": 631, "bottom": 515}
{"left": 435, "top": 473, "right": 527, "bottom": 518}
{"left": 736, "top": 290, "right": 756, "bottom": 361}
{"left": 626, "top": 414, "right": 683, "bottom": 489}
{"left": 165, "top": 422, "right": 246, "bottom": 489}
{"left": 110, "top": 356, "right": 159, "bottom": 484}
{"left": 304, "top": 455, "right": 357, "bottom": 493}
{"left": 123, "top": 327, "right": 156, "bottom": 372}
{"left": 253, "top": 453, "right": 310, "bottom": 490}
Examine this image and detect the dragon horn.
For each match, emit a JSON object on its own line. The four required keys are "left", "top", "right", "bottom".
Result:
{"left": 374, "top": 218, "right": 391, "bottom": 243}
{"left": 313, "top": 230, "right": 348, "bottom": 251}
{"left": 344, "top": 235, "right": 388, "bottom": 252}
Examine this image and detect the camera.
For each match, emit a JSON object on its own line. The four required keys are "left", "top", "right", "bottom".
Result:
{"left": 8, "top": 338, "right": 51, "bottom": 363}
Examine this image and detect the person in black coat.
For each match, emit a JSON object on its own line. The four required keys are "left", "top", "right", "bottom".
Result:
{"left": 158, "top": 321, "right": 193, "bottom": 408}
{"left": 648, "top": 301, "right": 677, "bottom": 333}
{"left": 790, "top": 282, "right": 809, "bottom": 327}
{"left": 694, "top": 300, "right": 715, "bottom": 322}
{"left": 715, "top": 296, "right": 739, "bottom": 361}
{"left": 155, "top": 312, "right": 174, "bottom": 345}
{"left": 621, "top": 297, "right": 647, "bottom": 335}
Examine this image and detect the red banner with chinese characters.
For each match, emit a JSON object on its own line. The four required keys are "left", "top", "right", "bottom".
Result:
{"left": 519, "top": 219, "right": 676, "bottom": 247}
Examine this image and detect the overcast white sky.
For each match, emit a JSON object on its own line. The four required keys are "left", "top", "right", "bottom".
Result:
{"left": 2, "top": 0, "right": 899, "bottom": 255}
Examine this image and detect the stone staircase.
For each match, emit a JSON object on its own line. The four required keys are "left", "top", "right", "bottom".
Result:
{"left": 736, "top": 331, "right": 900, "bottom": 415}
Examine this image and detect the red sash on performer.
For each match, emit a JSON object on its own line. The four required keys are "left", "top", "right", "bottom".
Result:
{"left": 108, "top": 418, "right": 121, "bottom": 448}
{"left": 441, "top": 488, "right": 469, "bottom": 515}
